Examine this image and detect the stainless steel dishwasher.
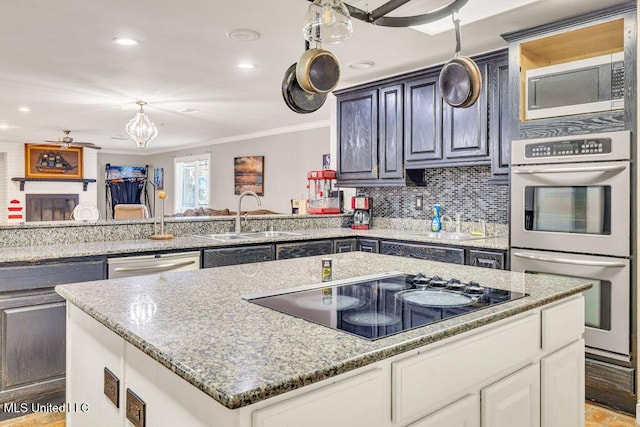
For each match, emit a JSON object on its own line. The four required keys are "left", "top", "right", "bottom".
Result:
{"left": 107, "top": 251, "right": 201, "bottom": 278}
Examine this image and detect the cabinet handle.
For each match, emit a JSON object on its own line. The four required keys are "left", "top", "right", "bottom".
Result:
{"left": 512, "top": 252, "right": 626, "bottom": 268}
{"left": 476, "top": 257, "right": 498, "bottom": 268}
{"left": 113, "top": 260, "right": 196, "bottom": 272}
{"left": 126, "top": 388, "right": 146, "bottom": 427}
{"left": 512, "top": 164, "right": 626, "bottom": 175}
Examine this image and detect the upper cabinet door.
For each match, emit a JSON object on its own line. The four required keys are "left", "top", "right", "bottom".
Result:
{"left": 337, "top": 88, "right": 378, "bottom": 181}
{"left": 442, "top": 62, "right": 489, "bottom": 160}
{"left": 378, "top": 84, "right": 404, "bottom": 180}
{"left": 489, "top": 56, "right": 511, "bottom": 181}
{"left": 404, "top": 74, "right": 443, "bottom": 163}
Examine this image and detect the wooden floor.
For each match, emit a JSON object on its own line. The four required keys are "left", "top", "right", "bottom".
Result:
{"left": 0, "top": 402, "right": 635, "bottom": 426}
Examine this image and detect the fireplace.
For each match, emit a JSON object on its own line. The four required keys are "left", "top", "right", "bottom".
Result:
{"left": 25, "top": 194, "right": 79, "bottom": 222}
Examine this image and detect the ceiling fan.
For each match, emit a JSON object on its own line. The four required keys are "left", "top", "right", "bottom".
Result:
{"left": 43, "top": 130, "right": 102, "bottom": 150}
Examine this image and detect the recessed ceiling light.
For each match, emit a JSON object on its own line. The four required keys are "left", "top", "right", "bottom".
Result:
{"left": 237, "top": 63, "right": 257, "bottom": 69}
{"left": 226, "top": 29, "right": 261, "bottom": 42}
{"left": 113, "top": 37, "right": 139, "bottom": 46}
{"left": 349, "top": 61, "right": 375, "bottom": 69}
{"left": 18, "top": 106, "right": 30, "bottom": 112}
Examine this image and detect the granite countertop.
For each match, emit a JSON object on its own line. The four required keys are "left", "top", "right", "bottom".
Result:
{"left": 56, "top": 252, "right": 589, "bottom": 410}
{"left": 0, "top": 228, "right": 508, "bottom": 264}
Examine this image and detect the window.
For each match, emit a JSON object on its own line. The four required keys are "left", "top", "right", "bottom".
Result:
{"left": 174, "top": 154, "right": 210, "bottom": 212}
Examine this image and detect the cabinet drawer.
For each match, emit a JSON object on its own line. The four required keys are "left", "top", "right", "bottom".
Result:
{"left": 380, "top": 241, "right": 464, "bottom": 264}
{"left": 392, "top": 314, "right": 540, "bottom": 425}
{"left": 276, "top": 240, "right": 333, "bottom": 260}
{"left": 357, "top": 238, "right": 379, "bottom": 253}
{"left": 541, "top": 296, "right": 584, "bottom": 352}
{"left": 0, "top": 259, "right": 106, "bottom": 292}
{"left": 203, "top": 245, "right": 274, "bottom": 268}
{"left": 252, "top": 369, "right": 386, "bottom": 427}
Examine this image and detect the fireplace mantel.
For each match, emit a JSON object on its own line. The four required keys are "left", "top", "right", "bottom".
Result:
{"left": 12, "top": 177, "right": 97, "bottom": 191}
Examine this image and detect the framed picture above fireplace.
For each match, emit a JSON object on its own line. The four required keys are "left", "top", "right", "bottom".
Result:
{"left": 25, "top": 144, "right": 83, "bottom": 179}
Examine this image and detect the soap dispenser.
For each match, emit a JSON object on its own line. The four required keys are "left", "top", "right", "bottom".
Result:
{"left": 431, "top": 204, "right": 442, "bottom": 232}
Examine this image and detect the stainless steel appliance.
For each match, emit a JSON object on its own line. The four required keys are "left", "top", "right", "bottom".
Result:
{"left": 108, "top": 251, "right": 201, "bottom": 278}
{"left": 525, "top": 51, "right": 624, "bottom": 120}
{"left": 243, "top": 272, "right": 526, "bottom": 340}
{"left": 510, "top": 130, "right": 631, "bottom": 360}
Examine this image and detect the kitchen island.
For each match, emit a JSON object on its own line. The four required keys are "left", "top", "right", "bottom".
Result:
{"left": 57, "top": 252, "right": 589, "bottom": 427}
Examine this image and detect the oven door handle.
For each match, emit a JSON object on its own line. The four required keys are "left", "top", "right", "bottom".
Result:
{"left": 512, "top": 164, "right": 627, "bottom": 175}
{"left": 512, "top": 252, "right": 626, "bottom": 268}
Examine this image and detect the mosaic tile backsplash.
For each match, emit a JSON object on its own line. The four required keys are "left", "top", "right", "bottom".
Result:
{"left": 357, "top": 166, "right": 510, "bottom": 224}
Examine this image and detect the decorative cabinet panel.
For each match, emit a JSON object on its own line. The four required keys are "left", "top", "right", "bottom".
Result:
{"left": 276, "top": 240, "right": 334, "bottom": 260}
{"left": 334, "top": 238, "right": 357, "bottom": 253}
{"left": 404, "top": 73, "right": 443, "bottom": 164}
{"left": 409, "top": 394, "right": 480, "bottom": 427}
{"left": 0, "top": 292, "right": 65, "bottom": 392}
{"left": 488, "top": 55, "right": 511, "bottom": 183}
{"left": 202, "top": 245, "right": 274, "bottom": 268}
{"left": 468, "top": 249, "right": 506, "bottom": 270}
{"left": 336, "top": 88, "right": 378, "bottom": 182}
{"left": 0, "top": 259, "right": 107, "bottom": 293}
{"left": 357, "top": 238, "right": 380, "bottom": 253}
{"left": 380, "top": 241, "right": 465, "bottom": 264}
{"left": 378, "top": 84, "right": 405, "bottom": 181}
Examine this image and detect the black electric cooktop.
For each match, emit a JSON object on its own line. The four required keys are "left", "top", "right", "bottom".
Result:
{"left": 243, "top": 272, "right": 527, "bottom": 340}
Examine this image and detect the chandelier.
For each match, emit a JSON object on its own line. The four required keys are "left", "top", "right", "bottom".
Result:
{"left": 125, "top": 101, "right": 158, "bottom": 149}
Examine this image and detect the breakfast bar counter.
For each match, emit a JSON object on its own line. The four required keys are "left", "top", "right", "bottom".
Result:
{"left": 57, "top": 252, "right": 588, "bottom": 426}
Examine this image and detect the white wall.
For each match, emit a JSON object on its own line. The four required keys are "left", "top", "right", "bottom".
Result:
{"left": 0, "top": 142, "right": 98, "bottom": 223}
{"left": 126, "top": 126, "right": 331, "bottom": 215}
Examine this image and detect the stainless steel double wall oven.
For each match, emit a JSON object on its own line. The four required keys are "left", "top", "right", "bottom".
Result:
{"left": 510, "top": 130, "right": 631, "bottom": 362}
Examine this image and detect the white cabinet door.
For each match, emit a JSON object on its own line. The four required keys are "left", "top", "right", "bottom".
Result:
{"left": 541, "top": 340, "right": 585, "bottom": 427}
{"left": 252, "top": 368, "right": 386, "bottom": 427}
{"left": 409, "top": 394, "right": 479, "bottom": 427}
{"left": 482, "top": 363, "right": 540, "bottom": 427}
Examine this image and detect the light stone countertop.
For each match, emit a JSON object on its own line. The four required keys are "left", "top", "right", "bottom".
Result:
{"left": 56, "top": 252, "right": 588, "bottom": 410}
{"left": 0, "top": 227, "right": 508, "bottom": 264}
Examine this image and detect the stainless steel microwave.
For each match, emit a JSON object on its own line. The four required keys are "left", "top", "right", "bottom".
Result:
{"left": 525, "top": 52, "right": 624, "bottom": 120}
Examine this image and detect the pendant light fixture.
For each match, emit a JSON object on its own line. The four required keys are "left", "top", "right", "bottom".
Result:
{"left": 303, "top": 0, "right": 353, "bottom": 44}
{"left": 125, "top": 101, "right": 158, "bottom": 149}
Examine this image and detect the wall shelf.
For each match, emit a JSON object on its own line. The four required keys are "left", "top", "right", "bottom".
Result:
{"left": 12, "top": 178, "right": 97, "bottom": 191}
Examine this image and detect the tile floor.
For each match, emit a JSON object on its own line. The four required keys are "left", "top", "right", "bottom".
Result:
{"left": 0, "top": 402, "right": 635, "bottom": 426}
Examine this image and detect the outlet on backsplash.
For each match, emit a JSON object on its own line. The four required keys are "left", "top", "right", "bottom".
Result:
{"left": 414, "top": 195, "right": 423, "bottom": 210}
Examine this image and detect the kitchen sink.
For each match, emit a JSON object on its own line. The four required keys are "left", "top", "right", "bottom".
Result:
{"left": 193, "top": 233, "right": 251, "bottom": 241}
{"left": 409, "top": 232, "right": 492, "bottom": 241}
{"left": 239, "top": 231, "right": 304, "bottom": 238}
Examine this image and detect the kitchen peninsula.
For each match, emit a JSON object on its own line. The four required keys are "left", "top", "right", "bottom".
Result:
{"left": 57, "top": 252, "right": 589, "bottom": 427}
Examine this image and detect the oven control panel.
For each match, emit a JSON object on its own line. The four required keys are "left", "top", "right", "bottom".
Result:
{"left": 525, "top": 138, "right": 612, "bottom": 158}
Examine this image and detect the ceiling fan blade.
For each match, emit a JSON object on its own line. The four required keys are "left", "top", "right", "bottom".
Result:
{"left": 75, "top": 142, "right": 102, "bottom": 150}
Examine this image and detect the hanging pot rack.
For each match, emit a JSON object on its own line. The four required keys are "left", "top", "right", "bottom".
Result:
{"left": 305, "top": 0, "right": 469, "bottom": 28}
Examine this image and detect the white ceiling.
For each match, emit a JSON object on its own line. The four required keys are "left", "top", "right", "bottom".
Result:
{"left": 0, "top": 0, "right": 626, "bottom": 153}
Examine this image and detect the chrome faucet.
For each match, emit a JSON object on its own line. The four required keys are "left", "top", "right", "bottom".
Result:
{"left": 236, "top": 191, "right": 261, "bottom": 233}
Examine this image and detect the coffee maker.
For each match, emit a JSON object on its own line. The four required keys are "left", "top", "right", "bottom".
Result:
{"left": 351, "top": 196, "right": 372, "bottom": 229}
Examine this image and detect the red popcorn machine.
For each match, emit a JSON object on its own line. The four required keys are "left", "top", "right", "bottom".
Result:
{"left": 307, "top": 170, "right": 341, "bottom": 214}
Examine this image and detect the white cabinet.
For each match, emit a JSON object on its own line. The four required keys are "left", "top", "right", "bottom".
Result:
{"left": 409, "top": 394, "right": 480, "bottom": 427}
{"left": 541, "top": 340, "right": 585, "bottom": 427}
{"left": 252, "top": 368, "right": 386, "bottom": 427}
{"left": 482, "top": 363, "right": 540, "bottom": 427}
